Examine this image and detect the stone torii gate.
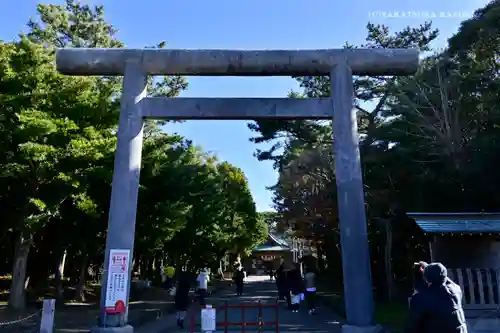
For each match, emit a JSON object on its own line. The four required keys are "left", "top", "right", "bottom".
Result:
{"left": 56, "top": 48, "right": 418, "bottom": 333}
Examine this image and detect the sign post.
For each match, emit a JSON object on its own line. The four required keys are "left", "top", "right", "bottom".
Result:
{"left": 201, "top": 305, "right": 216, "bottom": 333}
{"left": 104, "top": 249, "right": 130, "bottom": 317}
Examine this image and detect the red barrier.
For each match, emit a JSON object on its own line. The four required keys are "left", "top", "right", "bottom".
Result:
{"left": 190, "top": 300, "right": 279, "bottom": 333}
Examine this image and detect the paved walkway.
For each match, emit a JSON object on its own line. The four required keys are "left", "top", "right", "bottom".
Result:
{"left": 466, "top": 310, "right": 500, "bottom": 333}
{"left": 138, "top": 276, "right": 343, "bottom": 333}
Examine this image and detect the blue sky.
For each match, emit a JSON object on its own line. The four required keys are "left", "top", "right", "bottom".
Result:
{"left": 1, "top": 0, "right": 490, "bottom": 211}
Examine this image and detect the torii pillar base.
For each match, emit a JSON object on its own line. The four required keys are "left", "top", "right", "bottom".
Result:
{"left": 342, "top": 324, "right": 385, "bottom": 333}
{"left": 90, "top": 325, "right": 134, "bottom": 333}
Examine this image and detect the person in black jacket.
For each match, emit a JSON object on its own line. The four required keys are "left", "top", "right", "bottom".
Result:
{"left": 268, "top": 265, "right": 274, "bottom": 281}
{"left": 276, "top": 261, "right": 292, "bottom": 309}
{"left": 287, "top": 265, "right": 304, "bottom": 313}
{"left": 233, "top": 266, "right": 245, "bottom": 296}
{"left": 174, "top": 271, "right": 192, "bottom": 329}
{"left": 275, "top": 260, "right": 287, "bottom": 298}
{"left": 405, "top": 263, "right": 467, "bottom": 333}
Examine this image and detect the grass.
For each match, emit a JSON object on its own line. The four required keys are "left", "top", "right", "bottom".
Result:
{"left": 375, "top": 301, "right": 408, "bottom": 331}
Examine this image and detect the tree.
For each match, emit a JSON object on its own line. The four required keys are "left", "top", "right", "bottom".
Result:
{"left": 248, "top": 22, "right": 439, "bottom": 236}
{"left": 0, "top": 37, "right": 117, "bottom": 308}
{"left": 257, "top": 211, "right": 281, "bottom": 233}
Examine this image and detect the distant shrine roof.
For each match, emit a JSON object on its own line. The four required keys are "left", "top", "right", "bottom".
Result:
{"left": 253, "top": 234, "right": 292, "bottom": 252}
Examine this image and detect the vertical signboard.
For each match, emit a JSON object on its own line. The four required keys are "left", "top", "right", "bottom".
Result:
{"left": 104, "top": 249, "right": 130, "bottom": 313}
{"left": 201, "top": 305, "right": 216, "bottom": 332}
{"left": 39, "top": 299, "right": 56, "bottom": 333}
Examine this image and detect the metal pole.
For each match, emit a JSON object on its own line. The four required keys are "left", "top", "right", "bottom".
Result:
{"left": 241, "top": 304, "right": 245, "bottom": 333}
{"left": 331, "top": 62, "right": 375, "bottom": 327}
{"left": 258, "top": 301, "right": 262, "bottom": 333}
{"left": 97, "top": 60, "right": 146, "bottom": 328}
{"left": 275, "top": 299, "right": 279, "bottom": 333}
{"left": 224, "top": 300, "right": 228, "bottom": 333}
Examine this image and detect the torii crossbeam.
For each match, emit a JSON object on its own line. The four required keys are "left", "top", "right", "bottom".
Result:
{"left": 56, "top": 48, "right": 419, "bottom": 333}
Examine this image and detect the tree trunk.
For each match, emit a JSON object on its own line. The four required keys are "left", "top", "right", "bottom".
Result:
{"left": 74, "top": 254, "right": 88, "bottom": 302}
{"left": 152, "top": 257, "right": 161, "bottom": 285}
{"left": 139, "top": 256, "right": 147, "bottom": 279}
{"left": 317, "top": 245, "right": 325, "bottom": 272}
{"left": 8, "top": 233, "right": 32, "bottom": 310}
{"left": 55, "top": 249, "right": 67, "bottom": 300}
{"left": 148, "top": 257, "right": 155, "bottom": 281}
{"left": 383, "top": 220, "right": 395, "bottom": 301}
{"left": 159, "top": 257, "right": 164, "bottom": 273}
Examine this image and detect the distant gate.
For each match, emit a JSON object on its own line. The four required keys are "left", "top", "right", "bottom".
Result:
{"left": 190, "top": 301, "right": 279, "bottom": 333}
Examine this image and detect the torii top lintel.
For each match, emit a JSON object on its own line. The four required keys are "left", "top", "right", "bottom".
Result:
{"left": 56, "top": 48, "right": 419, "bottom": 77}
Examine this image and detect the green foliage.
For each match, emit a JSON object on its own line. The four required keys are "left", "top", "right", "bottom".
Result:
{"left": 257, "top": 211, "right": 280, "bottom": 232}
{"left": 163, "top": 266, "right": 176, "bottom": 277}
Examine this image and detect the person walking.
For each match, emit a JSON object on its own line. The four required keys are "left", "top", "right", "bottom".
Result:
{"left": 174, "top": 271, "right": 191, "bottom": 329}
{"left": 275, "top": 259, "right": 289, "bottom": 302}
{"left": 268, "top": 264, "right": 274, "bottom": 281}
{"left": 304, "top": 265, "right": 317, "bottom": 314}
{"left": 287, "top": 264, "right": 304, "bottom": 313}
{"left": 196, "top": 266, "right": 209, "bottom": 305}
{"left": 285, "top": 270, "right": 293, "bottom": 309}
{"left": 234, "top": 265, "right": 245, "bottom": 296}
{"left": 405, "top": 262, "right": 467, "bottom": 333}
{"left": 276, "top": 259, "right": 294, "bottom": 309}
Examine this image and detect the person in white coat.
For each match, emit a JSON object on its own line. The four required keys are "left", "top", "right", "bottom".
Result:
{"left": 197, "top": 266, "right": 210, "bottom": 305}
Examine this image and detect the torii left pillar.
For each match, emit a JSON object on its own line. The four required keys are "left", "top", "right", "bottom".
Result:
{"left": 91, "top": 60, "right": 146, "bottom": 333}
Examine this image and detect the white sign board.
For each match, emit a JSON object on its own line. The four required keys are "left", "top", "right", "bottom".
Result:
{"left": 104, "top": 249, "right": 130, "bottom": 313}
{"left": 201, "top": 305, "right": 216, "bottom": 332}
{"left": 39, "top": 299, "right": 55, "bottom": 333}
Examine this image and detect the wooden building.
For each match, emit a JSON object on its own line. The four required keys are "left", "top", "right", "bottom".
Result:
{"left": 246, "top": 234, "right": 293, "bottom": 275}
{"left": 409, "top": 212, "right": 500, "bottom": 310}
